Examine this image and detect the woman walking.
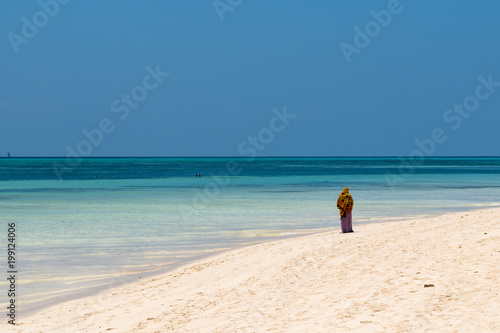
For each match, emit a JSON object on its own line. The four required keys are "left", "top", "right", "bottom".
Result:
{"left": 337, "top": 187, "right": 354, "bottom": 233}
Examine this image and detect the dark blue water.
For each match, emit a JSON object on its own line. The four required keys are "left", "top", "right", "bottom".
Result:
{"left": 2, "top": 156, "right": 500, "bottom": 179}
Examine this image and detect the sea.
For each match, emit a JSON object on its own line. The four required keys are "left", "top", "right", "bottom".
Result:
{"left": 1, "top": 157, "right": 500, "bottom": 315}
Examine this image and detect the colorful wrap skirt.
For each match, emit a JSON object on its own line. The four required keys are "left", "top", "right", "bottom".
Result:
{"left": 340, "top": 211, "right": 353, "bottom": 233}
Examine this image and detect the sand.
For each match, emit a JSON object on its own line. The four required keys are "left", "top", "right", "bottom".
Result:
{"left": 7, "top": 208, "right": 500, "bottom": 332}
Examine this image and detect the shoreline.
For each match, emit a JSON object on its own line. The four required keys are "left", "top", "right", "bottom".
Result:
{"left": 19, "top": 210, "right": 463, "bottom": 316}
{"left": 17, "top": 213, "right": 429, "bottom": 318}
{"left": 8, "top": 207, "right": 500, "bottom": 332}
{"left": 17, "top": 226, "right": 335, "bottom": 318}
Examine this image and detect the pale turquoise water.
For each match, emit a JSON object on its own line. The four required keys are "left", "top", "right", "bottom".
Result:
{"left": 1, "top": 157, "right": 499, "bottom": 314}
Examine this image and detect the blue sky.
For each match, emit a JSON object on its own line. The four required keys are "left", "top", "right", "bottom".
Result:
{"left": 1, "top": 1, "right": 499, "bottom": 157}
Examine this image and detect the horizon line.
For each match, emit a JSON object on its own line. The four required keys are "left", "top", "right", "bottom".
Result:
{"left": 1, "top": 155, "right": 500, "bottom": 159}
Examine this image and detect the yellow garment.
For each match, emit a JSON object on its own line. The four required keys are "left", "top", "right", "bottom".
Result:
{"left": 337, "top": 187, "right": 354, "bottom": 217}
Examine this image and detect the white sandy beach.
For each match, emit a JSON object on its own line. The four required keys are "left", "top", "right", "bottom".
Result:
{"left": 8, "top": 208, "right": 500, "bottom": 332}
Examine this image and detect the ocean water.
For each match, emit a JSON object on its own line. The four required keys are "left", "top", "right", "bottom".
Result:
{"left": 1, "top": 157, "right": 500, "bottom": 314}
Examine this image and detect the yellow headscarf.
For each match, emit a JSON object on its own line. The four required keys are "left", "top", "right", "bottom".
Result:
{"left": 337, "top": 187, "right": 354, "bottom": 217}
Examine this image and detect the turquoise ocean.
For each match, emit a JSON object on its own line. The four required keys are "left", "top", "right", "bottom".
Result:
{"left": 1, "top": 157, "right": 500, "bottom": 314}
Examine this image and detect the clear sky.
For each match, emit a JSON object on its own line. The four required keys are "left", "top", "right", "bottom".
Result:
{"left": 1, "top": 1, "right": 499, "bottom": 157}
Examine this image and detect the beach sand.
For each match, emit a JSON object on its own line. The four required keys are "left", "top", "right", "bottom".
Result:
{"left": 8, "top": 208, "right": 500, "bottom": 332}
